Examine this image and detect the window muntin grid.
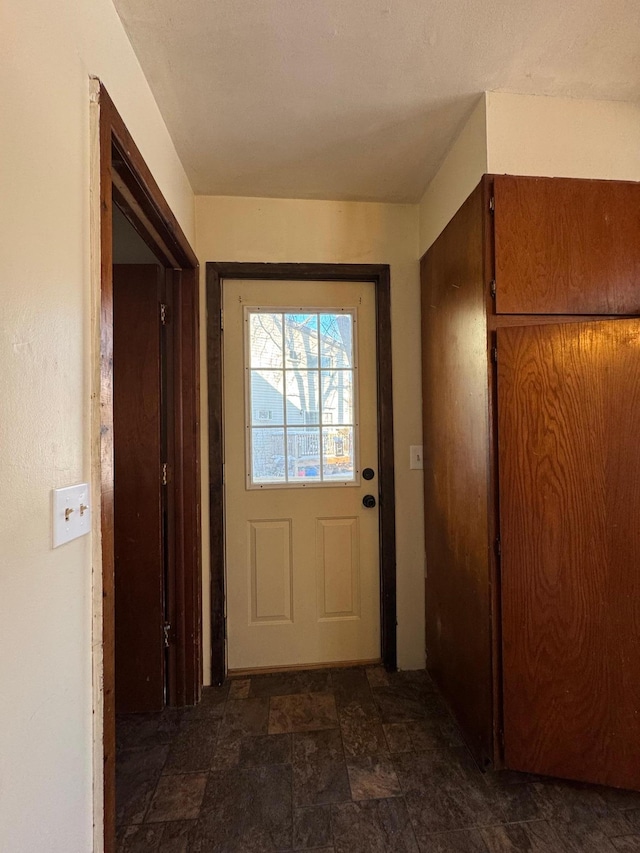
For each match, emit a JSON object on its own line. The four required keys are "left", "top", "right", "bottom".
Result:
{"left": 245, "top": 308, "right": 358, "bottom": 487}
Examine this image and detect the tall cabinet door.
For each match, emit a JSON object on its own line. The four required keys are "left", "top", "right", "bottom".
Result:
{"left": 497, "top": 319, "right": 640, "bottom": 790}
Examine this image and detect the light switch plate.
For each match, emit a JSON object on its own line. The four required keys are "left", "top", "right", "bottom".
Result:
{"left": 52, "top": 483, "right": 91, "bottom": 548}
{"left": 410, "top": 445, "right": 424, "bottom": 470}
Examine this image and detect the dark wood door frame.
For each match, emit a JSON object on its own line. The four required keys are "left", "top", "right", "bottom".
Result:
{"left": 97, "top": 82, "right": 201, "bottom": 853}
{"left": 206, "top": 262, "right": 397, "bottom": 685}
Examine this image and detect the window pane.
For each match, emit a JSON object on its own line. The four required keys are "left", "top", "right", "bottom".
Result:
{"left": 251, "top": 370, "right": 284, "bottom": 425}
{"left": 250, "top": 313, "right": 283, "bottom": 368}
{"left": 252, "top": 428, "right": 286, "bottom": 483}
{"left": 285, "top": 370, "right": 320, "bottom": 425}
{"left": 287, "top": 427, "right": 321, "bottom": 481}
{"left": 247, "top": 308, "right": 359, "bottom": 487}
{"left": 321, "top": 370, "right": 353, "bottom": 425}
{"left": 284, "top": 314, "right": 318, "bottom": 368}
{"left": 320, "top": 313, "right": 353, "bottom": 368}
{"left": 322, "top": 427, "right": 355, "bottom": 480}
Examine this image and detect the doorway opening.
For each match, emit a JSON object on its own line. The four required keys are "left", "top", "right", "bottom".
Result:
{"left": 94, "top": 82, "right": 201, "bottom": 852}
{"left": 206, "top": 263, "right": 397, "bottom": 685}
{"left": 112, "top": 210, "right": 170, "bottom": 714}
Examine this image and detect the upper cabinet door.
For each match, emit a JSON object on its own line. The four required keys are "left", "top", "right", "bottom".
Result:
{"left": 493, "top": 175, "right": 640, "bottom": 315}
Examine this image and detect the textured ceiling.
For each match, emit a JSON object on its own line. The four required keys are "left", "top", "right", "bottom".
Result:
{"left": 113, "top": 0, "right": 640, "bottom": 202}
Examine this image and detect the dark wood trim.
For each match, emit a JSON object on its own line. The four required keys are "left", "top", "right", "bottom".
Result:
{"left": 205, "top": 262, "right": 397, "bottom": 683}
{"left": 112, "top": 179, "right": 180, "bottom": 269}
{"left": 98, "top": 83, "right": 201, "bottom": 853}
{"left": 109, "top": 119, "right": 198, "bottom": 271}
{"left": 174, "top": 265, "right": 203, "bottom": 701}
{"left": 205, "top": 270, "right": 225, "bottom": 685}
{"left": 374, "top": 268, "right": 397, "bottom": 671}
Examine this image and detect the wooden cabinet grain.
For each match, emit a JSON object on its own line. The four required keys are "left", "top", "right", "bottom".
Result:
{"left": 421, "top": 174, "right": 640, "bottom": 790}
{"left": 494, "top": 175, "right": 640, "bottom": 315}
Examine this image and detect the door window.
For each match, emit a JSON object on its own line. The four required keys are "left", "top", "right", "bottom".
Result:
{"left": 245, "top": 309, "right": 357, "bottom": 487}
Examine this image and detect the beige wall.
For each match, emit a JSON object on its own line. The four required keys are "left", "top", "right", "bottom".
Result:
{"left": 418, "top": 95, "right": 488, "bottom": 256}
{"left": 195, "top": 196, "right": 425, "bottom": 676}
{"left": 1, "top": 1, "right": 194, "bottom": 850}
{"left": 487, "top": 92, "right": 640, "bottom": 181}
{"left": 419, "top": 92, "right": 640, "bottom": 256}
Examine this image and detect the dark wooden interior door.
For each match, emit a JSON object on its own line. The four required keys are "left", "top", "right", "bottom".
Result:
{"left": 114, "top": 264, "right": 165, "bottom": 713}
{"left": 497, "top": 319, "right": 640, "bottom": 790}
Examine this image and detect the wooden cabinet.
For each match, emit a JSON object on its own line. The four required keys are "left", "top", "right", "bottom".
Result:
{"left": 493, "top": 175, "right": 640, "bottom": 315}
{"left": 421, "top": 174, "right": 640, "bottom": 790}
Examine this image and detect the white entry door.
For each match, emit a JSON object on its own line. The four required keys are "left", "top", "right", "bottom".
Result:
{"left": 223, "top": 279, "right": 381, "bottom": 670}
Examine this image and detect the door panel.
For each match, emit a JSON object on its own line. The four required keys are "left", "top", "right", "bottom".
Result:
{"left": 113, "top": 264, "right": 165, "bottom": 712}
{"left": 223, "top": 280, "right": 380, "bottom": 670}
{"left": 249, "top": 519, "right": 293, "bottom": 623}
{"left": 498, "top": 319, "right": 640, "bottom": 789}
{"left": 316, "top": 517, "right": 360, "bottom": 619}
{"left": 494, "top": 175, "right": 640, "bottom": 315}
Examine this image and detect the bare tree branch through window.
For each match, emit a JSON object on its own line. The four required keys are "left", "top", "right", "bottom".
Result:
{"left": 247, "top": 310, "right": 356, "bottom": 484}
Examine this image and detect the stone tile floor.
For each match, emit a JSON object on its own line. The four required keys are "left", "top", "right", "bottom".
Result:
{"left": 116, "top": 666, "right": 640, "bottom": 851}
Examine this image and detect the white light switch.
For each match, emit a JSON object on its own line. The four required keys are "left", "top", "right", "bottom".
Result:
{"left": 52, "top": 483, "right": 91, "bottom": 548}
{"left": 410, "top": 445, "right": 424, "bottom": 470}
